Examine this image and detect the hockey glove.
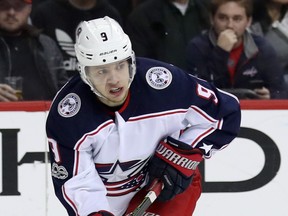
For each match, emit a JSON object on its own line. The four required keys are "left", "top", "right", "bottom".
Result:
{"left": 148, "top": 136, "right": 203, "bottom": 202}
{"left": 88, "top": 211, "right": 114, "bottom": 216}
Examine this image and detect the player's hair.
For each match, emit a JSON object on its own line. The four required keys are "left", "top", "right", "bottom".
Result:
{"left": 210, "top": 0, "right": 253, "bottom": 17}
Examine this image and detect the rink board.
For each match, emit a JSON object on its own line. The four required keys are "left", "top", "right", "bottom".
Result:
{"left": 0, "top": 101, "right": 287, "bottom": 216}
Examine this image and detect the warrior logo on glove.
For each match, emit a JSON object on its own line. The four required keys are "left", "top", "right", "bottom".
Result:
{"left": 155, "top": 141, "right": 201, "bottom": 176}
{"left": 148, "top": 137, "right": 203, "bottom": 202}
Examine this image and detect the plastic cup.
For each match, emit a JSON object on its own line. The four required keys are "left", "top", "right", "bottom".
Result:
{"left": 4, "top": 76, "right": 23, "bottom": 100}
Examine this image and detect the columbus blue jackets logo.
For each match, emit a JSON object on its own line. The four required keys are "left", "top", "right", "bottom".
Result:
{"left": 58, "top": 93, "right": 81, "bottom": 117}
{"left": 146, "top": 67, "right": 172, "bottom": 89}
{"left": 96, "top": 158, "right": 150, "bottom": 196}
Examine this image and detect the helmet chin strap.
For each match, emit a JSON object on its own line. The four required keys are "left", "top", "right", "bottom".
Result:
{"left": 86, "top": 79, "right": 107, "bottom": 99}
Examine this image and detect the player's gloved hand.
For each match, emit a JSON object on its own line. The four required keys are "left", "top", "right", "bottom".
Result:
{"left": 148, "top": 136, "right": 203, "bottom": 202}
{"left": 88, "top": 210, "right": 114, "bottom": 216}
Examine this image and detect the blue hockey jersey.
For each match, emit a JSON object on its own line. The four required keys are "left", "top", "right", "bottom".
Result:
{"left": 46, "top": 57, "right": 241, "bottom": 216}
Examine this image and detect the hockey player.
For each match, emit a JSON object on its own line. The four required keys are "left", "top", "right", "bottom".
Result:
{"left": 46, "top": 16, "right": 241, "bottom": 216}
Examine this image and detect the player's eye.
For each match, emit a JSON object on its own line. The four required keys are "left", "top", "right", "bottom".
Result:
{"left": 116, "top": 62, "right": 127, "bottom": 70}
{"left": 97, "top": 69, "right": 108, "bottom": 75}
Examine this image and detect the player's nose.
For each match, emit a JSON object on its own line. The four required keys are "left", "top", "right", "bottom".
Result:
{"left": 107, "top": 70, "right": 120, "bottom": 84}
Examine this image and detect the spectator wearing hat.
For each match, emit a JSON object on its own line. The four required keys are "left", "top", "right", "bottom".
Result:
{"left": 0, "top": 0, "right": 68, "bottom": 101}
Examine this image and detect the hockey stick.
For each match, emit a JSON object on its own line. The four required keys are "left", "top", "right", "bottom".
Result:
{"left": 129, "top": 179, "right": 164, "bottom": 216}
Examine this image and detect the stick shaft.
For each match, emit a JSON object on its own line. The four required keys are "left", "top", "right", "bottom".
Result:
{"left": 131, "top": 180, "right": 163, "bottom": 216}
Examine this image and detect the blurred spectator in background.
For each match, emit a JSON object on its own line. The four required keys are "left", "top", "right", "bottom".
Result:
{"left": 31, "top": 0, "right": 122, "bottom": 77}
{"left": 125, "top": 0, "right": 211, "bottom": 70}
{"left": 250, "top": 0, "right": 288, "bottom": 85}
{"left": 31, "top": 0, "right": 47, "bottom": 9}
{"left": 186, "top": 0, "right": 287, "bottom": 99}
{"left": 107, "top": 0, "right": 148, "bottom": 25}
{"left": 107, "top": 0, "right": 133, "bottom": 25}
{"left": 0, "top": 0, "right": 68, "bottom": 102}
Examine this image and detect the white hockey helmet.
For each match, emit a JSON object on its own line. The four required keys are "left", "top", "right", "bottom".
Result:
{"left": 74, "top": 16, "right": 136, "bottom": 97}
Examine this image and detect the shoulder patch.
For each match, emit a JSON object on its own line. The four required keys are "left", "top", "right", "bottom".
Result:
{"left": 145, "top": 67, "right": 172, "bottom": 90}
{"left": 51, "top": 162, "right": 68, "bottom": 180}
{"left": 58, "top": 93, "right": 81, "bottom": 118}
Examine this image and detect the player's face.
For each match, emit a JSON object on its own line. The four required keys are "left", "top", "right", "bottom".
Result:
{"left": 211, "top": 2, "right": 252, "bottom": 39}
{"left": 86, "top": 60, "right": 130, "bottom": 107}
{"left": 0, "top": 0, "right": 31, "bottom": 34}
